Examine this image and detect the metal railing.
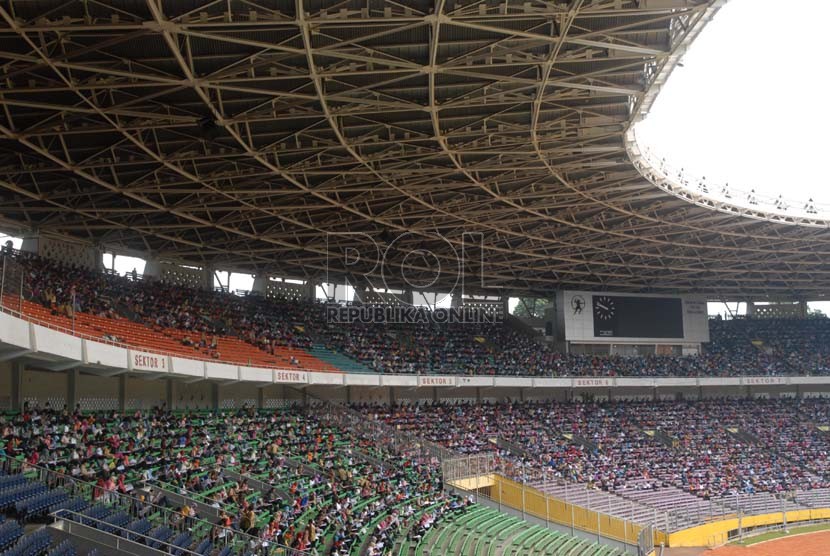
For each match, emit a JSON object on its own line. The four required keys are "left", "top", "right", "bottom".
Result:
{"left": 51, "top": 508, "right": 214, "bottom": 556}
{"left": 446, "top": 473, "right": 644, "bottom": 553}
{"left": 638, "top": 523, "right": 655, "bottom": 556}
{"left": 0, "top": 253, "right": 308, "bottom": 372}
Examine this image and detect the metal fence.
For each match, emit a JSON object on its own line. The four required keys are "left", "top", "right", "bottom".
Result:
{"left": 446, "top": 473, "right": 647, "bottom": 553}
{"left": 441, "top": 453, "right": 497, "bottom": 483}
{"left": 51, "top": 508, "right": 216, "bottom": 556}
{"left": 638, "top": 523, "right": 655, "bottom": 556}
{"left": 0, "top": 252, "right": 24, "bottom": 315}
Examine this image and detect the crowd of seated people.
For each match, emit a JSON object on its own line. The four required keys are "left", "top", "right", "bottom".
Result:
{"left": 0, "top": 402, "right": 468, "bottom": 555}
{"left": 6, "top": 250, "right": 830, "bottom": 378}
{"left": 321, "top": 320, "right": 560, "bottom": 376}
{"left": 710, "top": 318, "right": 830, "bottom": 376}
{"left": 360, "top": 397, "right": 830, "bottom": 500}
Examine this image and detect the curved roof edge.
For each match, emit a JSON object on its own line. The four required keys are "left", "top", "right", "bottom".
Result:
{"left": 626, "top": 0, "right": 830, "bottom": 229}
{"left": 626, "top": 134, "right": 830, "bottom": 228}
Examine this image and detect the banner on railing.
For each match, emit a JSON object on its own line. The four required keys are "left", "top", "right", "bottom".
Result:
{"left": 274, "top": 369, "right": 308, "bottom": 384}
{"left": 418, "top": 375, "right": 457, "bottom": 387}
{"left": 129, "top": 350, "right": 169, "bottom": 372}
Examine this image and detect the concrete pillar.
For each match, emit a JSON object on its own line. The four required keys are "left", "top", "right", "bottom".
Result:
{"left": 118, "top": 375, "right": 126, "bottom": 413}
{"left": 203, "top": 266, "right": 216, "bottom": 291}
{"left": 353, "top": 285, "right": 368, "bottom": 304}
{"left": 20, "top": 236, "right": 38, "bottom": 254}
{"left": 166, "top": 379, "right": 174, "bottom": 411}
{"left": 67, "top": 368, "right": 79, "bottom": 411}
{"left": 251, "top": 275, "right": 268, "bottom": 296}
{"left": 91, "top": 245, "right": 103, "bottom": 271}
{"left": 10, "top": 361, "right": 23, "bottom": 411}
{"left": 211, "top": 383, "right": 219, "bottom": 411}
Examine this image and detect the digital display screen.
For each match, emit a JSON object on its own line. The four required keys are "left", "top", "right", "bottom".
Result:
{"left": 592, "top": 295, "right": 684, "bottom": 338}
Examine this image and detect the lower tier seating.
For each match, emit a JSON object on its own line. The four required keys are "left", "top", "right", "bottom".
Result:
{"left": 409, "top": 506, "right": 626, "bottom": 556}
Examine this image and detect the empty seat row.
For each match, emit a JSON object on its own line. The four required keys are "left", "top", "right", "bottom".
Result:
{"left": 45, "top": 540, "right": 75, "bottom": 556}
{"left": 0, "top": 521, "right": 23, "bottom": 552}
{"left": 0, "top": 528, "right": 51, "bottom": 556}
{"left": 16, "top": 490, "right": 69, "bottom": 521}
{"left": 123, "top": 518, "right": 152, "bottom": 542}
{"left": 146, "top": 526, "right": 174, "bottom": 550}
{"left": 0, "top": 484, "right": 48, "bottom": 512}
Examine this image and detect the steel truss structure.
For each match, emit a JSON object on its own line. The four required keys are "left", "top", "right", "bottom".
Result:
{"left": 0, "top": 0, "right": 827, "bottom": 298}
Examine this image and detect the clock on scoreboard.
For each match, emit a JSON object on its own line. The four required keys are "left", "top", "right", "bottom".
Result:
{"left": 592, "top": 295, "right": 684, "bottom": 338}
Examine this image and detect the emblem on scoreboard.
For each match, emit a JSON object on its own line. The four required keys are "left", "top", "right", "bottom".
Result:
{"left": 571, "top": 295, "right": 586, "bottom": 315}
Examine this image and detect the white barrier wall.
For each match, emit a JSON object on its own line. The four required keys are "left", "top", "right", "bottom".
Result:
{"left": 0, "top": 364, "right": 829, "bottom": 410}
{"left": 32, "top": 325, "right": 83, "bottom": 361}
{"left": 170, "top": 356, "right": 205, "bottom": 378}
{"left": 4, "top": 309, "right": 830, "bottom": 410}
{"left": 0, "top": 311, "right": 30, "bottom": 349}
{"left": 85, "top": 341, "right": 128, "bottom": 369}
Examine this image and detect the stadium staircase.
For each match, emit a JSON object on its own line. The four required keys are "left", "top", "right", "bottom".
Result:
{"left": 572, "top": 434, "right": 602, "bottom": 455}
{"left": 494, "top": 437, "right": 534, "bottom": 460}
{"left": 504, "top": 313, "right": 543, "bottom": 339}
{"left": 651, "top": 430, "right": 678, "bottom": 450}
{"left": 725, "top": 427, "right": 762, "bottom": 446}
{"left": 306, "top": 344, "right": 372, "bottom": 373}
{"left": 749, "top": 338, "right": 802, "bottom": 375}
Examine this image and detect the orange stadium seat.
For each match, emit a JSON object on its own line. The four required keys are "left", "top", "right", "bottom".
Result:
{"left": 16, "top": 299, "right": 337, "bottom": 371}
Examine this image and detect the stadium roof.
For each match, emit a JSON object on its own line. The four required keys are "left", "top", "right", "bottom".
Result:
{"left": 0, "top": 0, "right": 828, "bottom": 299}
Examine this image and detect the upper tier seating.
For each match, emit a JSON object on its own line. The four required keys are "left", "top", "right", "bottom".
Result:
{"left": 5, "top": 250, "right": 830, "bottom": 377}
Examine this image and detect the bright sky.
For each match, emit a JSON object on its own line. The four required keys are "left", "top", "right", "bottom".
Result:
{"left": 635, "top": 0, "right": 830, "bottom": 212}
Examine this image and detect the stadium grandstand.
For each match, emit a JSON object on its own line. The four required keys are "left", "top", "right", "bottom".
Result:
{"left": 0, "top": 1, "right": 830, "bottom": 556}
